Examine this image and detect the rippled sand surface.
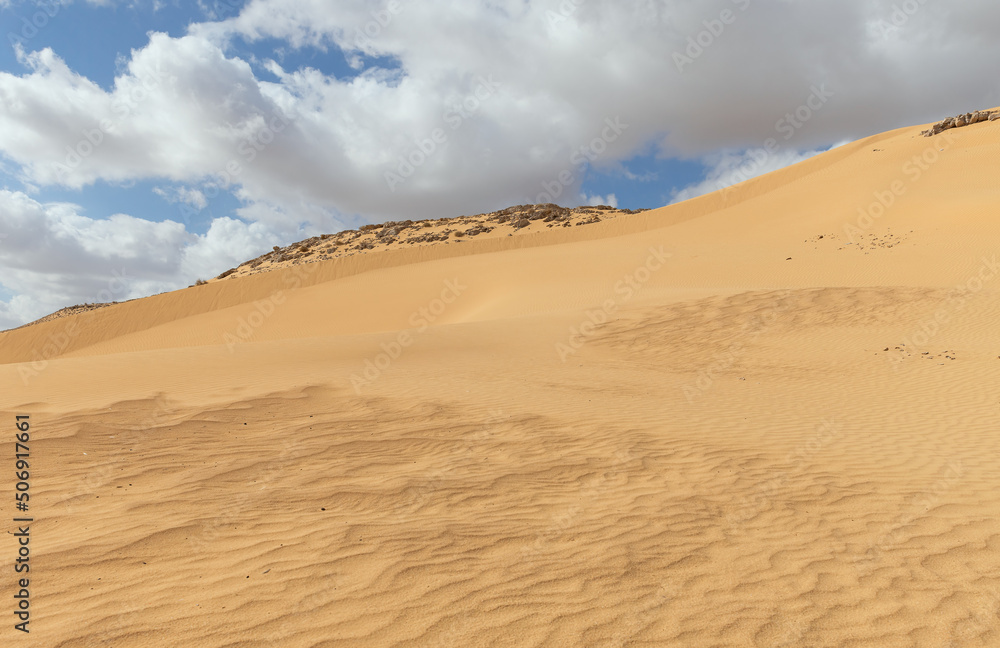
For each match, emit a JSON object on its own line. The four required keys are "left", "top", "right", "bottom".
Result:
{"left": 2, "top": 113, "right": 1000, "bottom": 647}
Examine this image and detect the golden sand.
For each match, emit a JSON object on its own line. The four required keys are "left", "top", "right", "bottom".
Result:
{"left": 1, "top": 112, "right": 999, "bottom": 647}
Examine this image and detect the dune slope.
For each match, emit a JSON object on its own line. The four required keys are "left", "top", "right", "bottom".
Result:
{"left": 1, "top": 112, "right": 1000, "bottom": 647}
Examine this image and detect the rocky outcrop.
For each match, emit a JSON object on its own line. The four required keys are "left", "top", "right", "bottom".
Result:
{"left": 922, "top": 110, "right": 998, "bottom": 137}
{"left": 224, "top": 204, "right": 651, "bottom": 280}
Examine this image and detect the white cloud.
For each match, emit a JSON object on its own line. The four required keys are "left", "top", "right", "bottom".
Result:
{"left": 670, "top": 145, "right": 835, "bottom": 204}
{"left": 153, "top": 186, "right": 208, "bottom": 209}
{"left": 4, "top": 1, "right": 1000, "bottom": 226}
{"left": 180, "top": 215, "right": 281, "bottom": 281}
{"left": 5, "top": 0, "right": 995, "bottom": 229}
{"left": 581, "top": 193, "right": 617, "bottom": 208}
{"left": 2, "top": 0, "right": 1000, "bottom": 325}
{"left": 0, "top": 190, "right": 281, "bottom": 329}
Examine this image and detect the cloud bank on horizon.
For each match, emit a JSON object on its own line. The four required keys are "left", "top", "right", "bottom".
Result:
{"left": 0, "top": 0, "right": 998, "bottom": 328}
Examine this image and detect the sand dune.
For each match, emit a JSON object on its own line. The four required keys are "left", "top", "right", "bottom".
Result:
{"left": 2, "top": 111, "right": 1000, "bottom": 647}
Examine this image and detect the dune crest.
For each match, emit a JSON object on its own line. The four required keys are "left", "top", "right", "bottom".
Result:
{"left": 2, "top": 110, "right": 1000, "bottom": 647}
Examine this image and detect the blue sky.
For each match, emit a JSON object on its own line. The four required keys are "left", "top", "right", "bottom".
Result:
{"left": 0, "top": 0, "right": 712, "bottom": 221}
{"left": 0, "top": 0, "right": 997, "bottom": 328}
{"left": 0, "top": 0, "right": 711, "bottom": 238}
{"left": 1, "top": 0, "right": 192, "bottom": 89}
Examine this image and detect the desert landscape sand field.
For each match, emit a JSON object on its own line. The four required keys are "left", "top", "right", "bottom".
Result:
{"left": 2, "top": 111, "right": 1000, "bottom": 647}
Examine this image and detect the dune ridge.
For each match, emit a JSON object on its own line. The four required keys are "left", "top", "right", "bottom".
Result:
{"left": 1, "top": 111, "right": 1000, "bottom": 647}
{"left": 0, "top": 126, "right": 883, "bottom": 364}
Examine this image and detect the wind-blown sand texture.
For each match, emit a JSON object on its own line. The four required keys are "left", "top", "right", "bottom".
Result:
{"left": 1, "top": 111, "right": 999, "bottom": 647}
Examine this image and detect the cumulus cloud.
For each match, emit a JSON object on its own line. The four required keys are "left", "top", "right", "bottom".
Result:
{"left": 1, "top": 0, "right": 999, "bottom": 325}
{"left": 2, "top": 0, "right": 995, "bottom": 225}
{"left": 582, "top": 193, "right": 618, "bottom": 208}
{"left": 0, "top": 191, "right": 280, "bottom": 329}
{"left": 670, "top": 145, "right": 836, "bottom": 204}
